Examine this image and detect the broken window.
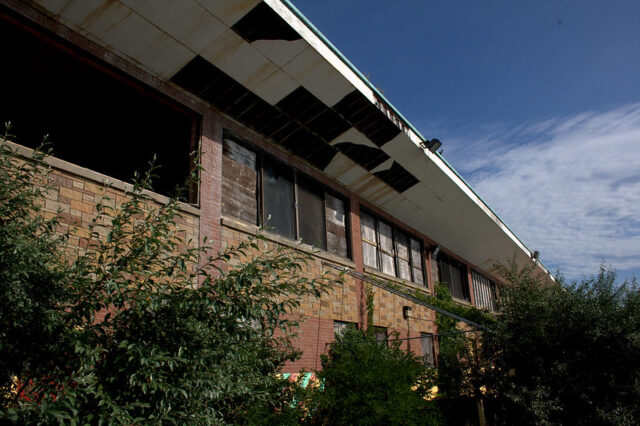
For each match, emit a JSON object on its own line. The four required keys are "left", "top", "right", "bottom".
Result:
{"left": 421, "top": 333, "right": 435, "bottom": 366}
{"left": 360, "top": 210, "right": 425, "bottom": 285}
{"left": 471, "top": 270, "right": 497, "bottom": 312}
{"left": 221, "top": 134, "right": 350, "bottom": 258}
{"left": 0, "top": 14, "right": 200, "bottom": 200}
{"left": 438, "top": 253, "right": 470, "bottom": 301}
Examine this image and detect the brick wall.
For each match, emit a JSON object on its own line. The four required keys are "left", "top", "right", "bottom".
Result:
{"left": 8, "top": 142, "right": 201, "bottom": 260}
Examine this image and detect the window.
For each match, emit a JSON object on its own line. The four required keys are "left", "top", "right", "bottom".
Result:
{"left": 360, "top": 211, "right": 425, "bottom": 285}
{"left": 374, "top": 326, "right": 388, "bottom": 346}
{"left": 471, "top": 270, "right": 498, "bottom": 312}
{"left": 333, "top": 320, "right": 356, "bottom": 338}
{"left": 222, "top": 136, "right": 349, "bottom": 258}
{"left": 421, "top": 333, "right": 435, "bottom": 366}
{"left": 438, "top": 253, "right": 470, "bottom": 301}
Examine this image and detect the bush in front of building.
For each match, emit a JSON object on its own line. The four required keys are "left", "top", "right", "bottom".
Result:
{"left": 0, "top": 132, "right": 333, "bottom": 424}
{"left": 309, "top": 325, "right": 442, "bottom": 425}
{"left": 485, "top": 261, "right": 640, "bottom": 425}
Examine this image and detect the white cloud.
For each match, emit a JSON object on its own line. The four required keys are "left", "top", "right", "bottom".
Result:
{"left": 443, "top": 103, "right": 640, "bottom": 280}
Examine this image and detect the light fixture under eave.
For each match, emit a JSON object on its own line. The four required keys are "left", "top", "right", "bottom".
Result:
{"left": 419, "top": 138, "right": 442, "bottom": 153}
{"left": 432, "top": 245, "right": 440, "bottom": 258}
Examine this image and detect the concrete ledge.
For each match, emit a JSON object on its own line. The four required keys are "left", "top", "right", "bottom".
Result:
{"left": 3, "top": 140, "right": 201, "bottom": 217}
{"left": 363, "top": 266, "right": 431, "bottom": 297}
{"left": 221, "top": 215, "right": 356, "bottom": 269}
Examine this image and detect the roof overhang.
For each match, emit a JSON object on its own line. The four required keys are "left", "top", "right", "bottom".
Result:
{"left": 25, "top": 0, "right": 552, "bottom": 279}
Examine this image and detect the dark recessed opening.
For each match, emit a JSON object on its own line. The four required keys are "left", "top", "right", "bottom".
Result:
{"left": 0, "top": 11, "right": 200, "bottom": 200}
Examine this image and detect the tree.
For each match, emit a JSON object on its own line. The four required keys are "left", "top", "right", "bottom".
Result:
{"left": 310, "top": 286, "right": 441, "bottom": 425}
{"left": 486, "top": 261, "right": 640, "bottom": 425}
{"left": 0, "top": 132, "right": 332, "bottom": 424}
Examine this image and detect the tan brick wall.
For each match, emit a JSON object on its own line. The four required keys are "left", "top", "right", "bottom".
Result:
{"left": 220, "top": 219, "right": 436, "bottom": 371}
{"left": 8, "top": 142, "right": 200, "bottom": 260}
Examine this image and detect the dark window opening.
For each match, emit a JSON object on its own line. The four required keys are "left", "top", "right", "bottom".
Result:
{"left": 438, "top": 253, "right": 470, "bottom": 301}
{"left": 0, "top": 12, "right": 200, "bottom": 200}
{"left": 421, "top": 332, "right": 435, "bottom": 366}
{"left": 360, "top": 210, "right": 425, "bottom": 285}
{"left": 221, "top": 135, "right": 350, "bottom": 258}
{"left": 262, "top": 156, "right": 296, "bottom": 240}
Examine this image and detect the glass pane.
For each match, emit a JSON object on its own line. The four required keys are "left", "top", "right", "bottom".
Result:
{"left": 421, "top": 333, "right": 435, "bottom": 366}
{"left": 410, "top": 238, "right": 422, "bottom": 266}
{"left": 450, "top": 261, "right": 468, "bottom": 300}
{"left": 396, "top": 231, "right": 409, "bottom": 260}
{"left": 381, "top": 252, "right": 396, "bottom": 276}
{"left": 398, "top": 259, "right": 411, "bottom": 281}
{"left": 334, "top": 321, "right": 350, "bottom": 338}
{"left": 221, "top": 139, "right": 257, "bottom": 224}
{"left": 378, "top": 220, "right": 394, "bottom": 254}
{"left": 362, "top": 241, "right": 378, "bottom": 268}
{"left": 262, "top": 156, "right": 295, "bottom": 239}
{"left": 325, "top": 193, "right": 348, "bottom": 257}
{"left": 412, "top": 267, "right": 424, "bottom": 285}
{"left": 297, "top": 175, "right": 326, "bottom": 250}
{"left": 439, "top": 256, "right": 454, "bottom": 296}
{"left": 360, "top": 212, "right": 377, "bottom": 243}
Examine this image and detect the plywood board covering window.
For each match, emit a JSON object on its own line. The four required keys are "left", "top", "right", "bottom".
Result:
{"left": 222, "top": 139, "right": 258, "bottom": 224}
{"left": 221, "top": 134, "right": 350, "bottom": 258}
{"left": 360, "top": 210, "right": 425, "bottom": 285}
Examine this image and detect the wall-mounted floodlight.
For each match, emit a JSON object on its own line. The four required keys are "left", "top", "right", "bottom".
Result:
{"left": 402, "top": 306, "right": 412, "bottom": 320}
{"left": 532, "top": 250, "right": 539, "bottom": 261}
{"left": 419, "top": 138, "right": 442, "bottom": 153}
{"left": 432, "top": 245, "right": 440, "bottom": 258}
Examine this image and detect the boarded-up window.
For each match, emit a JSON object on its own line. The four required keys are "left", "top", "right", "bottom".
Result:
{"left": 262, "top": 156, "right": 295, "bottom": 240}
{"left": 438, "top": 253, "right": 469, "bottom": 301}
{"left": 325, "top": 193, "right": 348, "bottom": 257}
{"left": 472, "top": 270, "right": 497, "bottom": 311}
{"left": 297, "top": 175, "right": 326, "bottom": 250}
{"left": 421, "top": 333, "right": 435, "bottom": 366}
{"left": 360, "top": 210, "right": 426, "bottom": 285}
{"left": 361, "top": 212, "right": 378, "bottom": 269}
{"left": 222, "top": 139, "right": 257, "bottom": 224}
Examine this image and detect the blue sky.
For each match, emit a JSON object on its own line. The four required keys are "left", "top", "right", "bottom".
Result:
{"left": 290, "top": 0, "right": 640, "bottom": 283}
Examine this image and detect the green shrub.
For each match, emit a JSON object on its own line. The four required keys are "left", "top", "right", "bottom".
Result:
{"left": 0, "top": 131, "right": 332, "bottom": 424}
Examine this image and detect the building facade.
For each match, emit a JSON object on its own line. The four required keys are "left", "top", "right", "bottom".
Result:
{"left": 0, "top": 0, "right": 550, "bottom": 372}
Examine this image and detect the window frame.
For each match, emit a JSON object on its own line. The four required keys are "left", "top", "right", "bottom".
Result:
{"left": 420, "top": 332, "right": 436, "bottom": 367}
{"left": 437, "top": 252, "right": 471, "bottom": 302}
{"left": 360, "top": 208, "right": 426, "bottom": 286}
{"left": 222, "top": 133, "right": 351, "bottom": 259}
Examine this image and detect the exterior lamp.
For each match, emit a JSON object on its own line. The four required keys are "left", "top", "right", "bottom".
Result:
{"left": 419, "top": 138, "right": 442, "bottom": 153}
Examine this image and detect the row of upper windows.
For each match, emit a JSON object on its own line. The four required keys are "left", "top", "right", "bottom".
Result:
{"left": 221, "top": 133, "right": 498, "bottom": 309}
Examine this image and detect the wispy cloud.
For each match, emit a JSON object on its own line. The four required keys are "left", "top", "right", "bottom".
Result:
{"left": 442, "top": 103, "right": 640, "bottom": 280}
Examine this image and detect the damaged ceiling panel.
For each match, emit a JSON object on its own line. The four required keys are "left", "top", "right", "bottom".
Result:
{"left": 28, "top": 0, "right": 549, "bottom": 277}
